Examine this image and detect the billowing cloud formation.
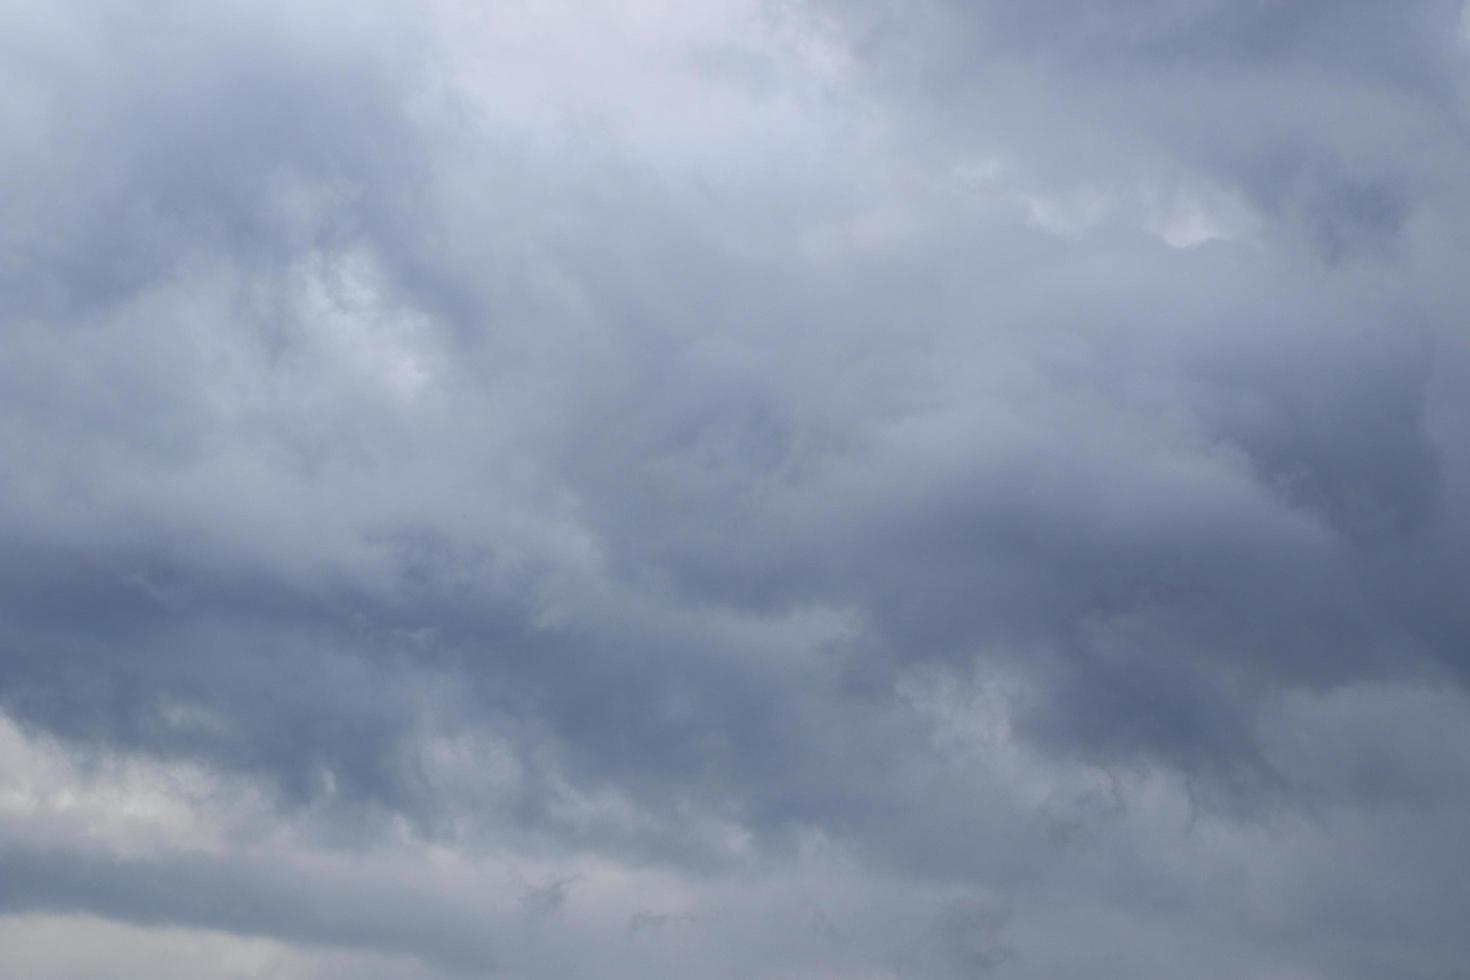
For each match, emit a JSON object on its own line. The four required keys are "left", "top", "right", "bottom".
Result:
{"left": 3, "top": 1, "right": 1470, "bottom": 977}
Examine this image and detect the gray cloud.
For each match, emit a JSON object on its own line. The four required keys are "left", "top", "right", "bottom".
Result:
{"left": 3, "top": 0, "right": 1470, "bottom": 977}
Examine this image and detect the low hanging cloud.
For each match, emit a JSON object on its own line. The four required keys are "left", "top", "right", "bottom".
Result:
{"left": 3, "top": 1, "right": 1470, "bottom": 978}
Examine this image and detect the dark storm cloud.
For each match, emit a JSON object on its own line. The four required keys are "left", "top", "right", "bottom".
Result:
{"left": 3, "top": 0, "right": 1470, "bottom": 977}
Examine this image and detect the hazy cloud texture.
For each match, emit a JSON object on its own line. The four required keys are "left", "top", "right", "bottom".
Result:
{"left": 4, "top": 1, "right": 1470, "bottom": 977}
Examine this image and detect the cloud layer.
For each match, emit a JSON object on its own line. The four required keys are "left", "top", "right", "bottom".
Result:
{"left": 4, "top": 1, "right": 1470, "bottom": 977}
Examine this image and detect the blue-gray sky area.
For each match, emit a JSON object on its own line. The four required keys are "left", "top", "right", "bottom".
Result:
{"left": 3, "top": 2, "right": 1470, "bottom": 977}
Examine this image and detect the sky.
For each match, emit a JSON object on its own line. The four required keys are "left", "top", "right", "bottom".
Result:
{"left": 3, "top": 2, "right": 1470, "bottom": 977}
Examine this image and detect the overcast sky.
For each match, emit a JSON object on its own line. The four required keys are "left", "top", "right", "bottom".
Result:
{"left": 3, "top": 2, "right": 1470, "bottom": 978}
